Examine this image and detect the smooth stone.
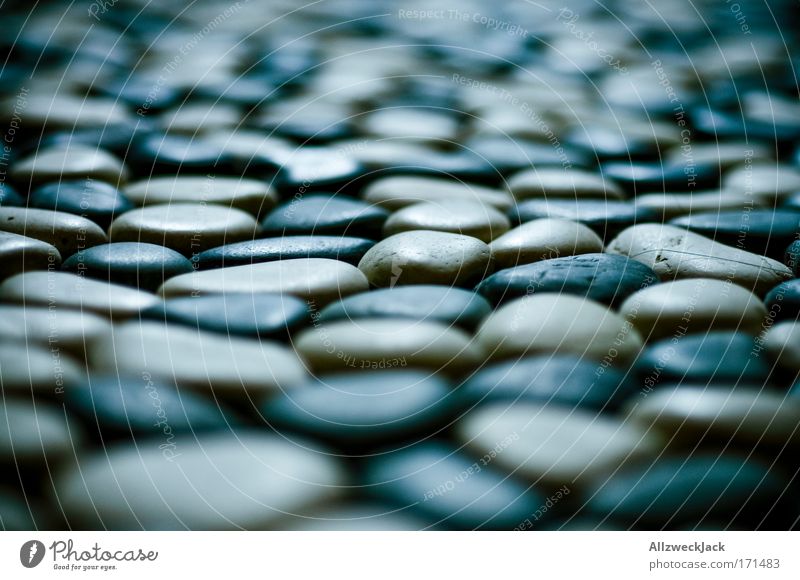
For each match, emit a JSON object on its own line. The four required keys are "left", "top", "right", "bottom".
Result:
{"left": 0, "top": 341, "right": 84, "bottom": 395}
{"left": 459, "top": 355, "right": 638, "bottom": 412}
{"left": 362, "top": 176, "right": 512, "bottom": 211}
{"left": 260, "top": 371, "right": 456, "bottom": 447}
{"left": 581, "top": 454, "right": 795, "bottom": 529}
{"left": 159, "top": 258, "right": 368, "bottom": 306}
{"left": 666, "top": 141, "right": 773, "bottom": 170}
{"left": 383, "top": 200, "right": 510, "bottom": 243}
{"left": 620, "top": 279, "right": 767, "bottom": 341}
{"left": 670, "top": 210, "right": 800, "bottom": 258}
{"left": 0, "top": 207, "right": 108, "bottom": 258}
{"left": 142, "top": 293, "right": 308, "bottom": 338}
{"left": 125, "top": 176, "right": 278, "bottom": 217}
{"left": 361, "top": 109, "right": 459, "bottom": 142}
{"left": 0, "top": 272, "right": 159, "bottom": 317}
{"left": 476, "top": 294, "right": 643, "bottom": 363}
{"left": 635, "top": 332, "right": 773, "bottom": 388}
{"left": 195, "top": 236, "right": 375, "bottom": 269}
{"left": 601, "top": 161, "right": 719, "bottom": 194}
{"left": 295, "top": 318, "right": 483, "bottom": 375}
{"left": 507, "top": 168, "right": 624, "bottom": 201}
{"left": 635, "top": 190, "right": 769, "bottom": 220}
{"left": 764, "top": 321, "right": 800, "bottom": 372}
{"left": 319, "top": 285, "right": 491, "bottom": 331}
{"left": 358, "top": 231, "right": 493, "bottom": 288}
{"left": 365, "top": 442, "right": 548, "bottom": 530}
{"left": 275, "top": 147, "right": 363, "bottom": 192}
{"left": 89, "top": 321, "right": 307, "bottom": 397}
{"left": 489, "top": 219, "right": 604, "bottom": 269}
{"left": 29, "top": 180, "right": 134, "bottom": 229}
{"left": 463, "top": 136, "right": 591, "bottom": 174}
{"left": 786, "top": 239, "right": 800, "bottom": 276}
{"left": 607, "top": 224, "right": 793, "bottom": 295}
{"left": 130, "top": 133, "right": 227, "bottom": 173}
{"left": 0, "top": 231, "right": 61, "bottom": 279}
{"left": 0, "top": 306, "right": 110, "bottom": 355}
{"left": 62, "top": 242, "right": 194, "bottom": 291}
{"left": 11, "top": 145, "right": 129, "bottom": 185}
{"left": 723, "top": 162, "right": 800, "bottom": 202}
{"left": 765, "top": 279, "right": 800, "bottom": 322}
{"left": 629, "top": 386, "right": 800, "bottom": 445}
{"left": 56, "top": 432, "right": 344, "bottom": 530}
{"left": 0, "top": 399, "right": 83, "bottom": 464}
{"left": 66, "top": 374, "right": 232, "bottom": 439}
{"left": 281, "top": 503, "right": 436, "bottom": 531}
{"left": 509, "top": 199, "right": 660, "bottom": 240}
{"left": 0, "top": 183, "right": 24, "bottom": 207}
{"left": 261, "top": 194, "right": 388, "bottom": 239}
{"left": 459, "top": 402, "right": 662, "bottom": 486}
{"left": 476, "top": 254, "right": 657, "bottom": 307}
{"left": 109, "top": 203, "right": 260, "bottom": 256}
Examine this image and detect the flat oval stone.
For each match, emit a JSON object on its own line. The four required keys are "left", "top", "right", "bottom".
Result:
{"left": 261, "top": 194, "right": 388, "bottom": 239}
{"left": 670, "top": 210, "right": 800, "bottom": 258}
{"left": 0, "top": 231, "right": 61, "bottom": 279}
{"left": 476, "top": 294, "right": 643, "bottom": 363}
{"left": 261, "top": 371, "right": 456, "bottom": 448}
{"left": 365, "top": 442, "right": 548, "bottom": 530}
{"left": 459, "top": 355, "right": 639, "bottom": 412}
{"left": 764, "top": 321, "right": 800, "bottom": 372}
{"left": 607, "top": 224, "right": 793, "bottom": 295}
{"left": 635, "top": 332, "right": 773, "bottom": 388}
{"left": 458, "top": 402, "right": 662, "bottom": 486}
{"left": 635, "top": 190, "right": 769, "bottom": 220}
{"left": 0, "top": 341, "right": 84, "bottom": 395}
{"left": 109, "top": 203, "right": 260, "bottom": 256}
{"left": 55, "top": 432, "right": 345, "bottom": 530}
{"left": 275, "top": 148, "right": 363, "bottom": 192}
{"left": 29, "top": 179, "right": 134, "bottom": 229}
{"left": 476, "top": 253, "right": 657, "bottom": 307}
{"left": 66, "top": 373, "right": 233, "bottom": 440}
{"left": 765, "top": 279, "right": 800, "bottom": 322}
{"left": 628, "top": 386, "right": 800, "bottom": 445}
{"left": 464, "top": 136, "right": 591, "bottom": 174}
{"left": 581, "top": 454, "right": 795, "bottom": 529}
{"left": 130, "top": 133, "right": 227, "bottom": 173}
{"left": 0, "top": 306, "right": 110, "bottom": 355}
{"left": 125, "top": 176, "right": 278, "bottom": 217}
{"left": 510, "top": 199, "right": 659, "bottom": 240}
{"left": 362, "top": 176, "right": 512, "bottom": 211}
{"left": 159, "top": 258, "right": 368, "bottom": 306}
{"left": 601, "top": 161, "right": 719, "bottom": 194}
{"left": 195, "top": 236, "right": 375, "bottom": 269}
{"left": 489, "top": 219, "right": 604, "bottom": 269}
{"left": 0, "top": 271, "right": 159, "bottom": 317}
{"left": 507, "top": 168, "right": 624, "bottom": 201}
{"left": 0, "top": 207, "right": 108, "bottom": 258}
{"left": 89, "top": 321, "right": 307, "bottom": 397}
{"left": 1, "top": 399, "right": 83, "bottom": 464}
{"left": 383, "top": 200, "right": 510, "bottom": 243}
{"left": 319, "top": 285, "right": 491, "bottom": 331}
{"left": 620, "top": 279, "right": 767, "bottom": 341}
{"left": 723, "top": 162, "right": 800, "bottom": 202}
{"left": 142, "top": 293, "right": 308, "bottom": 338}
{"left": 295, "top": 318, "right": 483, "bottom": 375}
{"left": 11, "top": 145, "right": 129, "bottom": 185}
{"left": 358, "top": 231, "right": 493, "bottom": 288}
{"left": 62, "top": 242, "right": 194, "bottom": 291}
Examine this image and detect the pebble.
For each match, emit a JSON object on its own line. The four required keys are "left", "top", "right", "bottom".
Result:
{"left": 634, "top": 190, "right": 769, "bottom": 220}
{"left": 158, "top": 258, "right": 368, "bottom": 306}
{"left": 29, "top": 179, "right": 134, "bottom": 229}
{"left": 0, "top": 399, "right": 82, "bottom": 465}
{"left": 0, "top": 341, "right": 84, "bottom": 395}
{"left": 476, "top": 253, "right": 657, "bottom": 306}
{"left": 723, "top": 162, "right": 800, "bottom": 202}
{"left": 276, "top": 147, "right": 363, "bottom": 192}
{"left": 261, "top": 194, "right": 388, "bottom": 240}
{"left": 319, "top": 285, "right": 491, "bottom": 331}
{"left": 62, "top": 242, "right": 194, "bottom": 291}
{"left": 365, "top": 442, "right": 547, "bottom": 530}
{"left": 142, "top": 293, "right": 308, "bottom": 338}
{"left": 764, "top": 279, "right": 800, "bottom": 322}
{"left": 382, "top": 200, "right": 510, "bottom": 243}
{"left": 620, "top": 279, "right": 767, "bottom": 341}
{"left": 358, "top": 231, "right": 493, "bottom": 288}
{"left": 0, "top": 271, "right": 159, "bottom": 317}
{"left": 108, "top": 203, "right": 260, "bottom": 256}
{"left": 0, "top": 207, "right": 108, "bottom": 258}
{"left": 362, "top": 176, "right": 512, "bottom": 211}
{"left": 458, "top": 402, "right": 662, "bottom": 486}
{"left": 89, "top": 321, "right": 307, "bottom": 397}
{"left": 0, "top": 306, "right": 110, "bottom": 356}
{"left": 295, "top": 318, "right": 483, "bottom": 375}
{"left": 763, "top": 321, "right": 800, "bottom": 372}
{"left": 130, "top": 134, "right": 227, "bottom": 174}
{"left": 601, "top": 161, "right": 719, "bottom": 194}
{"left": 0, "top": 231, "right": 61, "bottom": 279}
{"left": 124, "top": 176, "right": 278, "bottom": 217}
{"left": 459, "top": 355, "right": 638, "bottom": 412}
{"left": 607, "top": 224, "right": 793, "bottom": 295}
{"left": 475, "top": 294, "right": 643, "bottom": 362}
{"left": 507, "top": 168, "right": 624, "bottom": 201}
{"left": 55, "top": 432, "right": 345, "bottom": 530}
{"left": 489, "top": 219, "right": 604, "bottom": 269}
{"left": 11, "top": 145, "right": 129, "bottom": 185}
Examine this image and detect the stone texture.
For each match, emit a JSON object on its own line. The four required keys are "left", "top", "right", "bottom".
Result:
{"left": 11, "top": 145, "right": 129, "bottom": 185}
{"left": 507, "top": 168, "right": 624, "bottom": 200}
{"left": 383, "top": 200, "right": 510, "bottom": 242}
{"left": 0, "top": 207, "right": 107, "bottom": 258}
{"left": 489, "top": 219, "right": 604, "bottom": 269}
{"left": 363, "top": 176, "right": 512, "bottom": 211}
{"left": 0, "top": 231, "right": 61, "bottom": 279}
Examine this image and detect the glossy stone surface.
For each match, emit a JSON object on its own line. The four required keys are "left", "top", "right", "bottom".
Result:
{"left": 362, "top": 176, "right": 512, "bottom": 211}
{"left": 383, "top": 200, "right": 510, "bottom": 243}
{"left": 11, "top": 145, "right": 129, "bottom": 185}
{"left": 29, "top": 179, "right": 134, "bottom": 228}
{"left": 507, "top": 168, "right": 624, "bottom": 200}
{"left": 0, "top": 207, "right": 107, "bottom": 258}
{"left": 261, "top": 194, "right": 388, "bottom": 239}
{"left": 0, "top": 231, "right": 61, "bottom": 279}
{"left": 489, "top": 219, "right": 604, "bottom": 269}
